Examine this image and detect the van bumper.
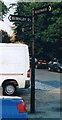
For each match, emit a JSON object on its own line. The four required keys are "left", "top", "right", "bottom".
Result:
{"left": 25, "top": 80, "right": 30, "bottom": 88}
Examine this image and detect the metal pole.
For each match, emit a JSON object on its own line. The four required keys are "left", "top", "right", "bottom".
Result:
{"left": 30, "top": 8, "right": 35, "bottom": 113}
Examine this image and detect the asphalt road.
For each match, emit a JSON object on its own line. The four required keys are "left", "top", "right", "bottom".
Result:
{"left": 0, "top": 69, "right": 61, "bottom": 119}
{"left": 35, "top": 69, "right": 60, "bottom": 81}
{"left": 0, "top": 69, "right": 61, "bottom": 96}
{"left": 35, "top": 69, "right": 61, "bottom": 90}
{"left": 17, "top": 69, "right": 61, "bottom": 119}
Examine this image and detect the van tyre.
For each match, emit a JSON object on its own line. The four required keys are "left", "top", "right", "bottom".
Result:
{"left": 3, "top": 83, "right": 16, "bottom": 96}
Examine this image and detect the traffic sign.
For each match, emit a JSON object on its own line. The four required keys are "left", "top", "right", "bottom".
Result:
{"left": 22, "top": 26, "right": 32, "bottom": 33}
{"left": 8, "top": 14, "right": 32, "bottom": 22}
{"left": 34, "top": 5, "right": 51, "bottom": 15}
{"left": 22, "top": 24, "right": 32, "bottom": 33}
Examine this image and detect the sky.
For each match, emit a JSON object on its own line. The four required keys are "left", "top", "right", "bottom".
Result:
{"left": 0, "top": 0, "right": 19, "bottom": 35}
{"left": 0, "top": 0, "right": 36, "bottom": 35}
{"left": 0, "top": 0, "right": 61, "bottom": 35}
{"left": 2, "top": 0, "right": 19, "bottom": 6}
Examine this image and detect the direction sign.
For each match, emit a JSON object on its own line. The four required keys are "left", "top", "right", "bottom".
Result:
{"left": 22, "top": 26, "right": 32, "bottom": 33}
{"left": 34, "top": 5, "right": 51, "bottom": 15}
{"left": 8, "top": 14, "right": 32, "bottom": 22}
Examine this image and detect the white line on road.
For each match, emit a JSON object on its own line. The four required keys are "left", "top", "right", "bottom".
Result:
{"left": 35, "top": 81, "right": 55, "bottom": 90}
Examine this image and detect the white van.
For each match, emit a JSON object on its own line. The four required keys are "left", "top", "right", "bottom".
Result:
{"left": 0, "top": 43, "right": 30, "bottom": 95}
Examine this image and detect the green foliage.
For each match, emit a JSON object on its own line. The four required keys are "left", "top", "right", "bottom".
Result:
{"left": 0, "top": 30, "right": 10, "bottom": 43}
{"left": 0, "top": 1, "right": 9, "bottom": 43}
{"left": 13, "top": 2, "right": 62, "bottom": 59}
{"left": 0, "top": 1, "right": 8, "bottom": 15}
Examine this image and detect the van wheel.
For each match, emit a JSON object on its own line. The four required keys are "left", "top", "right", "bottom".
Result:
{"left": 3, "top": 83, "right": 16, "bottom": 96}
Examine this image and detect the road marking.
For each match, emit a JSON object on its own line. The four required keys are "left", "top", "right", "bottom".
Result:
{"left": 35, "top": 81, "right": 55, "bottom": 90}
{"left": 35, "top": 80, "right": 60, "bottom": 91}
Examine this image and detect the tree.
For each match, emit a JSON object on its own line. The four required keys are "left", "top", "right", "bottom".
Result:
{"left": 0, "top": 0, "right": 8, "bottom": 20}
{"left": 0, "top": 30, "right": 10, "bottom": 43}
{"left": 12, "top": 2, "right": 62, "bottom": 59}
{"left": 0, "top": 1, "right": 9, "bottom": 43}
{"left": 10, "top": 33, "right": 16, "bottom": 43}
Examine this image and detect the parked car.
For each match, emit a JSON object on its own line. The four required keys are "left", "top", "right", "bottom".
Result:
{"left": 48, "top": 59, "right": 62, "bottom": 72}
{"left": 0, "top": 96, "right": 28, "bottom": 120}
{"left": 35, "top": 59, "right": 48, "bottom": 69}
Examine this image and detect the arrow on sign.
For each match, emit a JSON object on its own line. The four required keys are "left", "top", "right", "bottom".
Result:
{"left": 34, "top": 5, "right": 52, "bottom": 15}
{"left": 8, "top": 14, "right": 32, "bottom": 22}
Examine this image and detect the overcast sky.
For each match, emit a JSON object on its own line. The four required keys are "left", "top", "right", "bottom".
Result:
{"left": 0, "top": 0, "right": 61, "bottom": 35}
{"left": 0, "top": 0, "right": 19, "bottom": 35}
{"left": 3, "top": 0, "right": 19, "bottom": 6}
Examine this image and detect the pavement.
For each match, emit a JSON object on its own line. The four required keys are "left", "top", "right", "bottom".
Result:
{"left": 21, "top": 85, "right": 61, "bottom": 120}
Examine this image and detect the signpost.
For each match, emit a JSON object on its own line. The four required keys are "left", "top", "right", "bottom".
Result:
{"left": 22, "top": 25, "right": 32, "bottom": 33}
{"left": 8, "top": 5, "right": 51, "bottom": 114}
{"left": 34, "top": 5, "right": 51, "bottom": 15}
{"left": 22, "top": 27, "right": 32, "bottom": 33}
{"left": 30, "top": 8, "right": 35, "bottom": 113}
{"left": 8, "top": 14, "right": 32, "bottom": 22}
{"left": 30, "top": 5, "right": 51, "bottom": 113}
